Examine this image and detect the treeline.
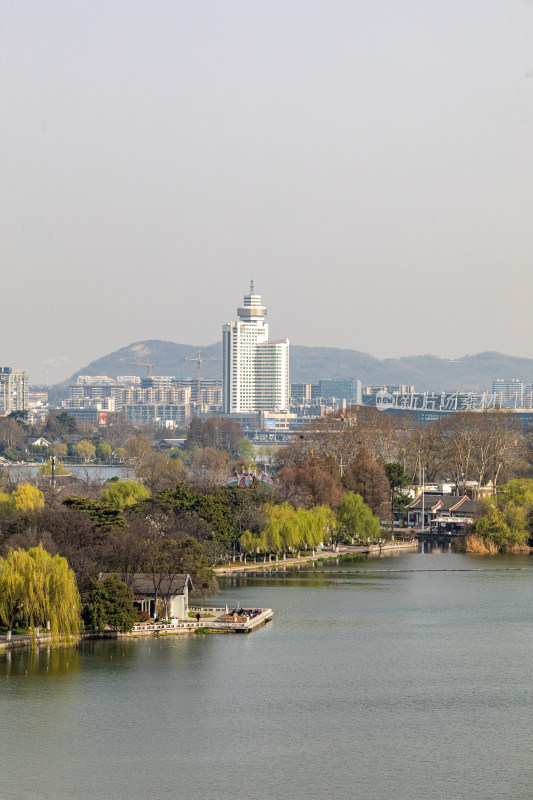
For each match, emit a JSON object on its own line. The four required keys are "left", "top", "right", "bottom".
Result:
{"left": 0, "top": 410, "right": 250, "bottom": 465}
{"left": 467, "top": 479, "right": 533, "bottom": 553}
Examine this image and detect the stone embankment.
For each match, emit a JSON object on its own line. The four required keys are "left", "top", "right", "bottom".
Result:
{"left": 215, "top": 540, "right": 418, "bottom": 575}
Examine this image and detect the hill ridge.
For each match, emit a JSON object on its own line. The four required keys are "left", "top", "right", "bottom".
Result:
{"left": 65, "top": 340, "right": 533, "bottom": 394}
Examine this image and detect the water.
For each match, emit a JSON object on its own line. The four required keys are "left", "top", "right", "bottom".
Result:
{"left": 1, "top": 549, "right": 532, "bottom": 800}
{"left": 5, "top": 464, "right": 130, "bottom": 482}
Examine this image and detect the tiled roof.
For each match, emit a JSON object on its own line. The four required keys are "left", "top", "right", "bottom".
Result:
{"left": 408, "top": 494, "right": 478, "bottom": 514}
{"left": 99, "top": 572, "right": 193, "bottom": 596}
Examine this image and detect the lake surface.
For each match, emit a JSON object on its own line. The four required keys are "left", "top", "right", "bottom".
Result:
{"left": 6, "top": 464, "right": 131, "bottom": 482}
{"left": 1, "top": 549, "right": 532, "bottom": 800}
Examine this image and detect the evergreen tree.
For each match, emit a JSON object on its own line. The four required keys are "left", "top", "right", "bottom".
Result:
{"left": 85, "top": 575, "right": 138, "bottom": 632}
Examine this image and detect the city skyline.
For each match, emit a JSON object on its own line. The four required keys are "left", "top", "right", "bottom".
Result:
{"left": 3, "top": 2, "right": 533, "bottom": 382}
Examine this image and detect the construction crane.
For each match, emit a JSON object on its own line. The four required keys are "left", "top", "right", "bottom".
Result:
{"left": 184, "top": 350, "right": 222, "bottom": 396}
{"left": 129, "top": 361, "right": 155, "bottom": 377}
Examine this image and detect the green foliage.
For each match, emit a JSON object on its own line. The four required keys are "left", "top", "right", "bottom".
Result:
{"left": 337, "top": 492, "right": 381, "bottom": 543}
{"left": 169, "top": 538, "right": 213, "bottom": 589}
{"left": 0, "top": 545, "right": 81, "bottom": 641}
{"left": 39, "top": 461, "right": 71, "bottom": 476}
{"left": 100, "top": 480, "right": 151, "bottom": 509}
{"left": 151, "top": 483, "right": 235, "bottom": 547}
{"left": 84, "top": 575, "right": 138, "bottom": 632}
{"left": 0, "top": 491, "right": 15, "bottom": 514}
{"left": 385, "top": 462, "right": 411, "bottom": 490}
{"left": 3, "top": 448, "right": 27, "bottom": 462}
{"left": 241, "top": 503, "right": 335, "bottom": 555}
{"left": 73, "top": 440, "right": 96, "bottom": 461}
{"left": 475, "top": 503, "right": 529, "bottom": 548}
{"left": 474, "top": 480, "right": 533, "bottom": 549}
{"left": 392, "top": 489, "right": 412, "bottom": 514}
{"left": 497, "top": 479, "right": 533, "bottom": 509}
{"left": 62, "top": 496, "right": 126, "bottom": 530}
{"left": 53, "top": 443, "right": 68, "bottom": 459}
{"left": 95, "top": 442, "right": 112, "bottom": 461}
{"left": 235, "top": 438, "right": 255, "bottom": 460}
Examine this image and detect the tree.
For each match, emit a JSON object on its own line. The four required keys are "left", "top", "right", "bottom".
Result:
{"left": 188, "top": 447, "right": 232, "bottom": 489}
{"left": 235, "top": 438, "right": 255, "bottom": 461}
{"left": 0, "top": 416, "right": 27, "bottom": 453}
{"left": 337, "top": 492, "right": 381, "bottom": 543}
{"left": 0, "top": 545, "right": 81, "bottom": 642}
{"left": 125, "top": 434, "right": 155, "bottom": 469}
{"left": 0, "top": 491, "right": 14, "bottom": 514}
{"left": 62, "top": 496, "right": 126, "bottom": 530}
{"left": 343, "top": 450, "right": 391, "bottom": 519}
{"left": 12, "top": 484, "right": 45, "bottom": 513}
{"left": 95, "top": 442, "right": 112, "bottom": 461}
{"left": 39, "top": 461, "right": 71, "bottom": 476}
{"left": 260, "top": 503, "right": 335, "bottom": 555}
{"left": 84, "top": 575, "right": 138, "bottom": 632}
{"left": 186, "top": 417, "right": 244, "bottom": 453}
{"left": 385, "top": 462, "right": 411, "bottom": 491}
{"left": 74, "top": 440, "right": 96, "bottom": 462}
{"left": 276, "top": 457, "right": 344, "bottom": 509}
{"left": 43, "top": 411, "right": 77, "bottom": 439}
{"left": 385, "top": 462, "right": 412, "bottom": 516}
{"left": 100, "top": 480, "right": 151, "bottom": 509}
{"left": 472, "top": 478, "right": 533, "bottom": 551}
{"left": 135, "top": 452, "right": 186, "bottom": 492}
{"left": 53, "top": 443, "right": 68, "bottom": 459}
{"left": 474, "top": 502, "right": 529, "bottom": 550}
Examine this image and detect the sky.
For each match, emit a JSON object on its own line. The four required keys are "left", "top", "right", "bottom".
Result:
{"left": 2, "top": 0, "right": 533, "bottom": 383}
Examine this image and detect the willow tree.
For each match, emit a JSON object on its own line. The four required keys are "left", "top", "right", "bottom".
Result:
{"left": 337, "top": 492, "right": 381, "bottom": 544}
{"left": 0, "top": 545, "right": 81, "bottom": 643}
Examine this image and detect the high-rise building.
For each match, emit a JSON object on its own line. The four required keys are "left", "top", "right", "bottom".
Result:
{"left": 222, "top": 282, "right": 289, "bottom": 413}
{"left": 318, "top": 379, "right": 362, "bottom": 406}
{"left": 492, "top": 379, "right": 524, "bottom": 408}
{"left": 0, "top": 368, "right": 29, "bottom": 416}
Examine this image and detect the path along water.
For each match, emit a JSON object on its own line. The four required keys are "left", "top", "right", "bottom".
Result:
{"left": 1, "top": 548, "right": 532, "bottom": 800}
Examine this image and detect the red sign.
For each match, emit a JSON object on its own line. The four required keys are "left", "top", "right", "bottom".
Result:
{"left": 98, "top": 411, "right": 108, "bottom": 426}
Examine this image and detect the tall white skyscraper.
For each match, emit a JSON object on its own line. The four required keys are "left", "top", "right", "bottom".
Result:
{"left": 222, "top": 282, "right": 289, "bottom": 413}
{"left": 0, "top": 368, "right": 29, "bottom": 416}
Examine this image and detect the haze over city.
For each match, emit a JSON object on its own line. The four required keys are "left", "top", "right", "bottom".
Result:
{"left": 3, "top": 1, "right": 533, "bottom": 383}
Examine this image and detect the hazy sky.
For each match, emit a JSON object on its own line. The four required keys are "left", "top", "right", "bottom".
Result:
{"left": 2, "top": 1, "right": 533, "bottom": 383}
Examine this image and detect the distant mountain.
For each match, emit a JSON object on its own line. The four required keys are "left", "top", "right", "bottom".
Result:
{"left": 67, "top": 340, "right": 533, "bottom": 393}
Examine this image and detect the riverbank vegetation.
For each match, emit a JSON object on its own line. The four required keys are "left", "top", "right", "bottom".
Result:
{"left": 469, "top": 478, "right": 533, "bottom": 552}
{"left": 1, "top": 405, "right": 533, "bottom": 635}
{"left": 0, "top": 545, "right": 81, "bottom": 642}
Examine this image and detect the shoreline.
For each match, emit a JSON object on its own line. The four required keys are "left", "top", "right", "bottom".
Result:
{"left": 214, "top": 540, "right": 418, "bottom": 575}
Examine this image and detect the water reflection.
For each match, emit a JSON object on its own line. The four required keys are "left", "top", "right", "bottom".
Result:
{"left": 1, "top": 550, "right": 533, "bottom": 800}
{"left": 1, "top": 645, "right": 80, "bottom": 679}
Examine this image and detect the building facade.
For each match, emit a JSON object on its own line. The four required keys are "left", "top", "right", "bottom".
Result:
{"left": 492, "top": 379, "right": 524, "bottom": 408}
{"left": 318, "top": 378, "right": 362, "bottom": 406}
{"left": 0, "top": 367, "right": 29, "bottom": 416}
{"left": 222, "top": 283, "right": 289, "bottom": 413}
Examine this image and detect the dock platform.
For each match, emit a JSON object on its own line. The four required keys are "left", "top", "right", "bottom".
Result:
{"left": 131, "top": 606, "right": 273, "bottom": 635}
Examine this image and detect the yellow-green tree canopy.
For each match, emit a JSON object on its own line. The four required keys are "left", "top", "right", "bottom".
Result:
{"left": 337, "top": 492, "right": 381, "bottom": 543}
{"left": 474, "top": 485, "right": 531, "bottom": 550}
{"left": 100, "top": 479, "right": 151, "bottom": 509}
{"left": 39, "top": 461, "right": 71, "bottom": 476}
{"left": 0, "top": 490, "right": 14, "bottom": 514}
{"left": 73, "top": 440, "right": 96, "bottom": 461}
{"left": 0, "top": 545, "right": 81, "bottom": 642}
{"left": 12, "top": 483, "right": 45, "bottom": 513}
{"left": 241, "top": 503, "right": 336, "bottom": 554}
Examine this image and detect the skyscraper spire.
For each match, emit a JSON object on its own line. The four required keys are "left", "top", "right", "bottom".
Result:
{"left": 250, "top": 277, "right": 254, "bottom": 294}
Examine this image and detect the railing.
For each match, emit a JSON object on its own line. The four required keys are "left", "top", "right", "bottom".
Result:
{"left": 132, "top": 608, "right": 273, "bottom": 633}
{"left": 132, "top": 621, "right": 200, "bottom": 632}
